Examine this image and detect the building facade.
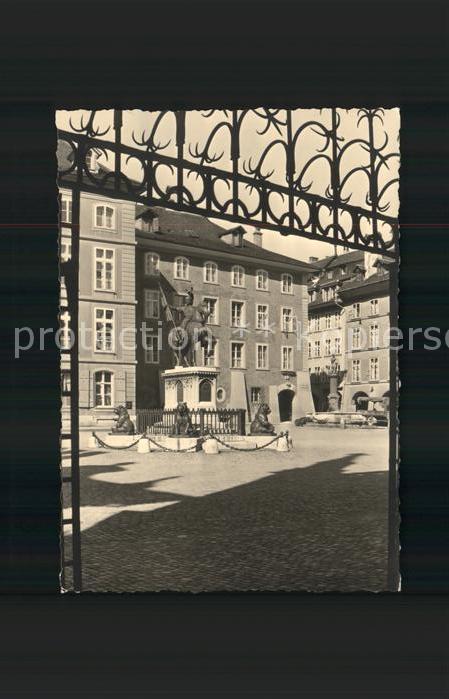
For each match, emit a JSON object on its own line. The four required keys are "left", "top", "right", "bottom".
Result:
{"left": 59, "top": 185, "right": 137, "bottom": 429}
{"left": 135, "top": 207, "right": 315, "bottom": 424}
{"left": 306, "top": 249, "right": 391, "bottom": 413}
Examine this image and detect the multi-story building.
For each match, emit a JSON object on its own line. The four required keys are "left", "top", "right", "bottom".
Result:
{"left": 58, "top": 142, "right": 137, "bottom": 430}
{"left": 306, "top": 250, "right": 365, "bottom": 377}
{"left": 306, "top": 249, "right": 392, "bottom": 412}
{"left": 338, "top": 256, "right": 392, "bottom": 412}
{"left": 135, "top": 206, "right": 316, "bottom": 423}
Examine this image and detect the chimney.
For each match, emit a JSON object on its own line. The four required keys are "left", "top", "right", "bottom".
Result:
{"left": 251, "top": 226, "right": 263, "bottom": 247}
{"left": 309, "top": 256, "right": 318, "bottom": 263}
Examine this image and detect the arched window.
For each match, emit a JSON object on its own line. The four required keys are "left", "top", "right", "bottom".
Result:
{"left": 256, "top": 269, "right": 268, "bottom": 291}
{"left": 231, "top": 265, "right": 245, "bottom": 287}
{"left": 95, "top": 371, "right": 113, "bottom": 407}
{"left": 203, "top": 261, "right": 218, "bottom": 283}
{"left": 145, "top": 252, "right": 160, "bottom": 276}
{"left": 174, "top": 256, "right": 189, "bottom": 280}
{"left": 176, "top": 380, "right": 184, "bottom": 403}
{"left": 281, "top": 273, "right": 293, "bottom": 294}
{"left": 199, "top": 379, "right": 212, "bottom": 403}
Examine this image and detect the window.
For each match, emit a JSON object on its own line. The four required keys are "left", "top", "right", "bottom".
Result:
{"left": 256, "top": 303, "right": 269, "bottom": 330}
{"left": 94, "top": 371, "right": 113, "bottom": 407}
{"left": 231, "top": 300, "right": 245, "bottom": 327}
{"left": 232, "top": 230, "right": 243, "bottom": 247}
{"left": 335, "top": 312, "right": 341, "bottom": 328}
{"left": 325, "top": 338, "right": 331, "bottom": 356}
{"left": 95, "top": 248, "right": 115, "bottom": 291}
{"left": 94, "top": 204, "right": 115, "bottom": 229}
{"left": 203, "top": 261, "right": 218, "bottom": 283}
{"left": 60, "top": 195, "right": 72, "bottom": 224}
{"left": 60, "top": 239, "right": 72, "bottom": 262}
{"left": 281, "top": 307, "right": 294, "bottom": 333}
{"left": 59, "top": 311, "right": 71, "bottom": 349}
{"left": 282, "top": 346, "right": 293, "bottom": 371}
{"left": 334, "top": 337, "right": 341, "bottom": 355}
{"left": 251, "top": 387, "right": 262, "bottom": 403}
{"left": 370, "top": 299, "right": 379, "bottom": 316}
{"left": 199, "top": 379, "right": 212, "bottom": 402}
{"left": 144, "top": 332, "right": 159, "bottom": 364}
{"left": 314, "top": 366, "right": 321, "bottom": 375}
{"left": 308, "top": 342, "right": 312, "bottom": 359}
{"left": 203, "top": 297, "right": 218, "bottom": 325}
{"left": 144, "top": 252, "right": 159, "bottom": 276}
{"left": 95, "top": 308, "right": 114, "bottom": 352}
{"left": 325, "top": 313, "right": 332, "bottom": 329}
{"left": 327, "top": 270, "right": 333, "bottom": 279}
{"left": 313, "top": 316, "right": 320, "bottom": 331}
{"left": 369, "top": 324, "right": 379, "bottom": 349}
{"left": 144, "top": 289, "right": 160, "bottom": 319}
{"left": 256, "top": 344, "right": 269, "bottom": 370}
{"left": 231, "top": 265, "right": 245, "bottom": 287}
{"left": 370, "top": 357, "right": 379, "bottom": 381}
{"left": 256, "top": 269, "right": 268, "bottom": 291}
{"left": 329, "top": 287, "right": 336, "bottom": 299}
{"left": 314, "top": 340, "right": 320, "bottom": 358}
{"left": 281, "top": 273, "right": 293, "bottom": 294}
{"left": 352, "top": 327, "right": 361, "bottom": 350}
{"left": 322, "top": 288, "right": 329, "bottom": 302}
{"left": 174, "top": 256, "right": 189, "bottom": 280}
{"left": 352, "top": 302, "right": 361, "bottom": 318}
{"left": 231, "top": 342, "right": 245, "bottom": 368}
{"left": 340, "top": 265, "right": 347, "bottom": 275}
{"left": 203, "top": 338, "right": 218, "bottom": 367}
{"left": 352, "top": 359, "right": 361, "bottom": 382}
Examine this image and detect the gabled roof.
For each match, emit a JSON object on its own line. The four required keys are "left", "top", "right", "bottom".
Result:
{"left": 311, "top": 249, "right": 365, "bottom": 270}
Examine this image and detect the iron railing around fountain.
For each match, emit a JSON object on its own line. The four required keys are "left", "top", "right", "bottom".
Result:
{"left": 136, "top": 408, "right": 246, "bottom": 436}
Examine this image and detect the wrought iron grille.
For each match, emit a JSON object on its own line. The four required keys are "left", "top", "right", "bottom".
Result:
{"left": 58, "top": 108, "right": 399, "bottom": 257}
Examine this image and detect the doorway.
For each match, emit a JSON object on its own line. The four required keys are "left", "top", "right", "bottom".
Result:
{"left": 278, "top": 389, "right": 295, "bottom": 422}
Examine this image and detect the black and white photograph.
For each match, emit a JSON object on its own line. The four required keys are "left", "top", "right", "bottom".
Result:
{"left": 55, "top": 108, "right": 400, "bottom": 592}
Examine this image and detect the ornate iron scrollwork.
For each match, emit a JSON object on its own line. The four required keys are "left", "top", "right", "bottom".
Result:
{"left": 58, "top": 107, "right": 399, "bottom": 257}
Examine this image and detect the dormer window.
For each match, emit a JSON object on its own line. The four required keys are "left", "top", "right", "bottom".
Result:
{"left": 232, "top": 231, "right": 243, "bottom": 247}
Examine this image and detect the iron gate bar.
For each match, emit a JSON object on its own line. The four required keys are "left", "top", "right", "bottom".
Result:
{"left": 57, "top": 107, "right": 399, "bottom": 258}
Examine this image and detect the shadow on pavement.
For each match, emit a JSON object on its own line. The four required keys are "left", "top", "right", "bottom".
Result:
{"left": 71, "top": 452, "right": 389, "bottom": 592}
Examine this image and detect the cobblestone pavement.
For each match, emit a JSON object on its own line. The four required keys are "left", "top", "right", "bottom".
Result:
{"left": 62, "top": 426, "right": 390, "bottom": 592}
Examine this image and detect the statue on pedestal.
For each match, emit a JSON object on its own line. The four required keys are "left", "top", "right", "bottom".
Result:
{"left": 171, "top": 401, "right": 198, "bottom": 436}
{"left": 174, "top": 287, "right": 214, "bottom": 366}
{"left": 110, "top": 405, "right": 135, "bottom": 435}
{"left": 250, "top": 403, "right": 276, "bottom": 435}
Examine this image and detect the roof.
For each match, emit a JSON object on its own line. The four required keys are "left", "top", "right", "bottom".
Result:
{"left": 137, "top": 223, "right": 316, "bottom": 270}
{"left": 311, "top": 249, "right": 365, "bottom": 270}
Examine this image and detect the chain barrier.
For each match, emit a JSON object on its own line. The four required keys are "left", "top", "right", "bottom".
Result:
{"left": 92, "top": 431, "right": 291, "bottom": 453}
{"left": 146, "top": 435, "right": 204, "bottom": 453}
{"left": 92, "top": 432, "right": 143, "bottom": 450}
{"left": 205, "top": 430, "right": 290, "bottom": 452}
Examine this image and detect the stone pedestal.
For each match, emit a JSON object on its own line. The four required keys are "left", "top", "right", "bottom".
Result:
{"left": 162, "top": 366, "right": 220, "bottom": 409}
{"left": 327, "top": 374, "right": 340, "bottom": 412}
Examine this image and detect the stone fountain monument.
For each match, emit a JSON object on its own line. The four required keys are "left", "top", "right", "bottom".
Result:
{"left": 327, "top": 354, "right": 341, "bottom": 412}
{"left": 162, "top": 287, "right": 219, "bottom": 409}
